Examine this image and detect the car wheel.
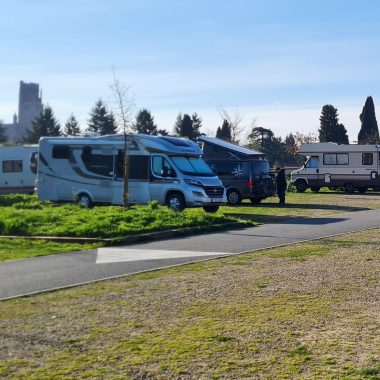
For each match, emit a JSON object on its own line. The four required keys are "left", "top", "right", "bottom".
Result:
{"left": 166, "top": 193, "right": 185, "bottom": 211}
{"left": 203, "top": 205, "right": 219, "bottom": 213}
{"left": 295, "top": 180, "right": 307, "bottom": 193}
{"left": 227, "top": 189, "right": 242, "bottom": 205}
{"left": 78, "top": 193, "right": 92, "bottom": 208}
{"left": 344, "top": 183, "right": 355, "bottom": 193}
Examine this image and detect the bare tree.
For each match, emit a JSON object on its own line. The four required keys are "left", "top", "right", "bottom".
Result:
{"left": 109, "top": 66, "right": 135, "bottom": 207}
{"left": 216, "top": 105, "right": 245, "bottom": 143}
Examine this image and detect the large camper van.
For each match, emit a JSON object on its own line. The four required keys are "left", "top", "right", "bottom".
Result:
{"left": 199, "top": 137, "right": 276, "bottom": 205}
{"left": 0, "top": 145, "right": 38, "bottom": 194}
{"left": 36, "top": 134, "right": 226, "bottom": 211}
{"left": 291, "top": 143, "right": 380, "bottom": 193}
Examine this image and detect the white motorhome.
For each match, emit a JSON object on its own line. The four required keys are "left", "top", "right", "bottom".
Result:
{"left": 0, "top": 145, "right": 38, "bottom": 194}
{"left": 291, "top": 142, "right": 380, "bottom": 193}
{"left": 36, "top": 134, "right": 226, "bottom": 211}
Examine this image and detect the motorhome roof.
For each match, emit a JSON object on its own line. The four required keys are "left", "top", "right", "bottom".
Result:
{"left": 299, "top": 142, "right": 380, "bottom": 155}
{"left": 198, "top": 136, "right": 264, "bottom": 157}
{"left": 39, "top": 134, "right": 202, "bottom": 155}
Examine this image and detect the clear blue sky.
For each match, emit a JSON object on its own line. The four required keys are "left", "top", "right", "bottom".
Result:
{"left": 1, "top": 0, "right": 380, "bottom": 142}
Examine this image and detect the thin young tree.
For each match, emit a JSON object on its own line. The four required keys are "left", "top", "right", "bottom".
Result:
{"left": 109, "top": 67, "right": 135, "bottom": 206}
{"left": 217, "top": 105, "right": 244, "bottom": 143}
{"left": 64, "top": 114, "right": 81, "bottom": 136}
{"left": 358, "top": 96, "right": 379, "bottom": 143}
{"left": 24, "top": 105, "right": 61, "bottom": 143}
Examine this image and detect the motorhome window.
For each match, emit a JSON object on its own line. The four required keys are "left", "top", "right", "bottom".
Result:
{"left": 82, "top": 146, "right": 92, "bottom": 164}
{"left": 305, "top": 157, "right": 319, "bottom": 168}
{"left": 3, "top": 160, "right": 22, "bottom": 173}
{"left": 171, "top": 156, "right": 214, "bottom": 176}
{"left": 159, "top": 136, "right": 192, "bottom": 147}
{"left": 362, "top": 153, "right": 373, "bottom": 165}
{"left": 30, "top": 152, "right": 38, "bottom": 174}
{"left": 82, "top": 152, "right": 113, "bottom": 177}
{"left": 323, "top": 153, "right": 348, "bottom": 165}
{"left": 152, "top": 156, "right": 176, "bottom": 177}
{"left": 211, "top": 162, "right": 242, "bottom": 176}
{"left": 52, "top": 145, "right": 70, "bottom": 159}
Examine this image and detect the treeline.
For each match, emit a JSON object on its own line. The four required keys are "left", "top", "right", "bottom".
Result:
{"left": 1, "top": 94, "right": 378, "bottom": 167}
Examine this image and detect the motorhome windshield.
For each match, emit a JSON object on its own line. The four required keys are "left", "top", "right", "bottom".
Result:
{"left": 171, "top": 156, "right": 215, "bottom": 176}
{"left": 250, "top": 160, "right": 270, "bottom": 175}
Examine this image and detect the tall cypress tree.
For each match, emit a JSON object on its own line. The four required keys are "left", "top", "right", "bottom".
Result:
{"left": 132, "top": 109, "right": 158, "bottom": 135}
{"left": 318, "top": 105, "right": 349, "bottom": 144}
{"left": 358, "top": 96, "right": 379, "bottom": 143}
{"left": 24, "top": 105, "right": 61, "bottom": 143}
{"left": 64, "top": 114, "right": 81, "bottom": 136}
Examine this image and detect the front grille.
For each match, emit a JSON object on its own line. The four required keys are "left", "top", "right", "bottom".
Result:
{"left": 204, "top": 186, "right": 224, "bottom": 197}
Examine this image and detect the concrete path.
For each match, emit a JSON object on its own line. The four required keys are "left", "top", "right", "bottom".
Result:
{"left": 1, "top": 208, "right": 380, "bottom": 300}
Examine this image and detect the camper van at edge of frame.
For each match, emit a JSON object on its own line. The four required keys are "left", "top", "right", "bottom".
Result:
{"left": 0, "top": 145, "right": 38, "bottom": 194}
{"left": 36, "top": 134, "right": 227, "bottom": 212}
{"left": 290, "top": 142, "right": 380, "bottom": 193}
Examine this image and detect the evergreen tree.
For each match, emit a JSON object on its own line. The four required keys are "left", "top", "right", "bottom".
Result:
{"left": 247, "top": 127, "right": 274, "bottom": 150}
{"left": 24, "top": 105, "right": 61, "bottom": 143}
{"left": 358, "top": 96, "right": 379, "bottom": 143}
{"left": 173, "top": 113, "right": 183, "bottom": 135}
{"left": 216, "top": 119, "right": 232, "bottom": 141}
{"left": 132, "top": 109, "right": 158, "bottom": 135}
{"left": 87, "top": 99, "right": 118, "bottom": 135}
{"left": 191, "top": 112, "right": 203, "bottom": 139}
{"left": 0, "top": 121, "right": 7, "bottom": 143}
{"left": 318, "top": 105, "right": 349, "bottom": 144}
{"left": 64, "top": 114, "right": 81, "bottom": 136}
{"left": 157, "top": 128, "right": 169, "bottom": 136}
{"left": 173, "top": 112, "right": 203, "bottom": 141}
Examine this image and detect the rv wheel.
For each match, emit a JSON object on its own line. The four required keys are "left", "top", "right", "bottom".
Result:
{"left": 227, "top": 189, "right": 242, "bottom": 205}
{"left": 166, "top": 193, "right": 185, "bottom": 211}
{"left": 78, "top": 193, "right": 93, "bottom": 208}
{"left": 295, "top": 180, "right": 307, "bottom": 193}
{"left": 203, "top": 205, "right": 219, "bottom": 213}
{"left": 344, "top": 183, "right": 355, "bottom": 193}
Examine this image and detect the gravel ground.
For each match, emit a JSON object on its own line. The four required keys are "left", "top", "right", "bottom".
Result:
{"left": 0, "top": 229, "right": 380, "bottom": 379}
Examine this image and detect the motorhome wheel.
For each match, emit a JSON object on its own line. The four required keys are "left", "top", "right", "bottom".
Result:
{"left": 227, "top": 189, "right": 242, "bottom": 205}
{"left": 166, "top": 193, "right": 185, "bottom": 211}
{"left": 203, "top": 205, "right": 219, "bottom": 213}
{"left": 344, "top": 183, "right": 355, "bottom": 193}
{"left": 78, "top": 193, "right": 93, "bottom": 208}
{"left": 295, "top": 180, "right": 307, "bottom": 193}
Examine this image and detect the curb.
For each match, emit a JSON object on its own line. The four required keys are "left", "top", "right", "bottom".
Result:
{"left": 0, "top": 221, "right": 252, "bottom": 245}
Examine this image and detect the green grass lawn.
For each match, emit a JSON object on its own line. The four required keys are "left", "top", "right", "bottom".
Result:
{"left": 0, "top": 191, "right": 380, "bottom": 262}
{"left": 1, "top": 228, "right": 379, "bottom": 379}
{"left": 0, "top": 239, "right": 102, "bottom": 262}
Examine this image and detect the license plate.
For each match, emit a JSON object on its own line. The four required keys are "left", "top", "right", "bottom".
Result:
{"left": 210, "top": 198, "right": 221, "bottom": 202}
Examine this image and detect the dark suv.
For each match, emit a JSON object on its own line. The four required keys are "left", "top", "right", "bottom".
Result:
{"left": 206, "top": 159, "right": 276, "bottom": 205}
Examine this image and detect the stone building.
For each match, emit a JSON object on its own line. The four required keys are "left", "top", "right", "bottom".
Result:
{"left": 2, "top": 81, "right": 42, "bottom": 143}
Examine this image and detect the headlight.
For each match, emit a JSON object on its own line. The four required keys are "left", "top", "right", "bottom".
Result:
{"left": 184, "top": 178, "right": 203, "bottom": 186}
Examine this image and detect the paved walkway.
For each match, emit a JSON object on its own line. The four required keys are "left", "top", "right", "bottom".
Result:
{"left": 1, "top": 208, "right": 380, "bottom": 300}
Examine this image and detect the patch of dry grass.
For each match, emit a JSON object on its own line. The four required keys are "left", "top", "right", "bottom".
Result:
{"left": 1, "top": 229, "right": 380, "bottom": 378}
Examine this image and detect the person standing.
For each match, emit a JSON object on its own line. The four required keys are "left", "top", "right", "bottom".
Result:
{"left": 275, "top": 167, "right": 287, "bottom": 205}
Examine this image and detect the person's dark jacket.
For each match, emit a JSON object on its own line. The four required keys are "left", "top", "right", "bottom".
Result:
{"left": 276, "top": 169, "right": 287, "bottom": 192}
